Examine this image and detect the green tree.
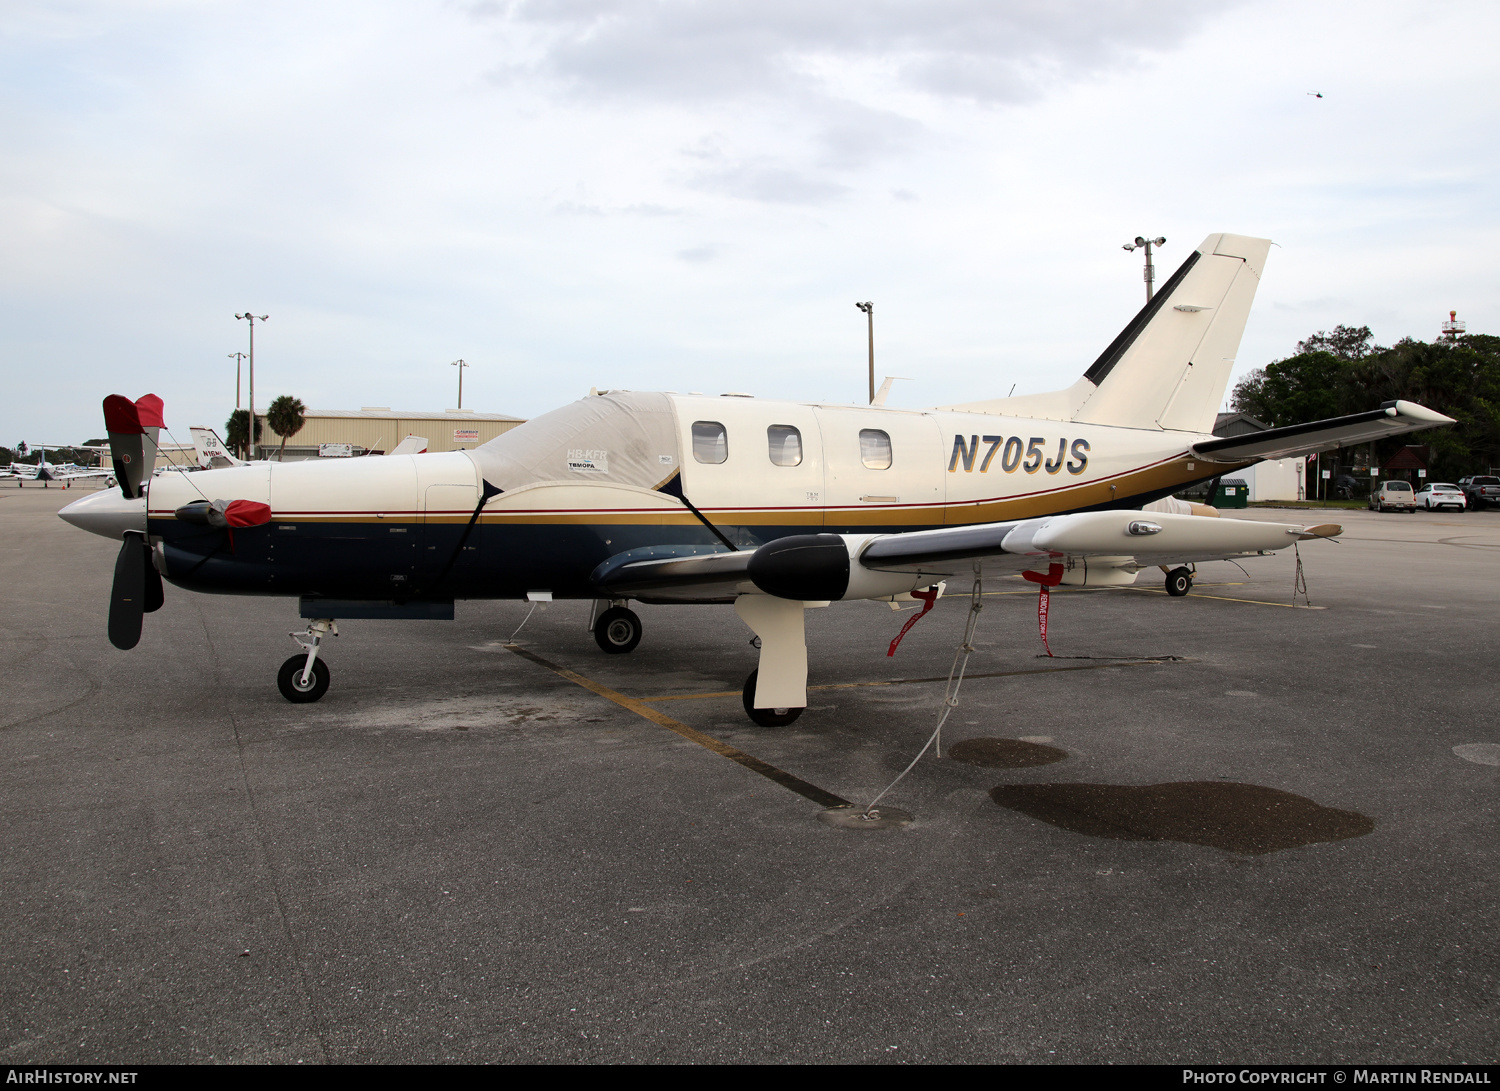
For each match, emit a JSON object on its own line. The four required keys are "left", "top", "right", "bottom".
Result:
{"left": 225, "top": 410, "right": 263, "bottom": 459}
{"left": 1297, "top": 324, "right": 1378, "bottom": 360}
{"left": 1231, "top": 326, "right": 1500, "bottom": 482}
{"left": 265, "top": 396, "right": 307, "bottom": 462}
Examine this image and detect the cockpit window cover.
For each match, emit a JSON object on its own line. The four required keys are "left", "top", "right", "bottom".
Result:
{"left": 470, "top": 391, "right": 682, "bottom": 493}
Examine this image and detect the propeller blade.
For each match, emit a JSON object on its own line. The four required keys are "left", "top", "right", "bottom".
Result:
{"left": 108, "top": 531, "right": 146, "bottom": 650}
{"left": 143, "top": 540, "right": 164, "bottom": 614}
{"left": 134, "top": 394, "right": 165, "bottom": 494}
{"left": 103, "top": 395, "right": 146, "bottom": 500}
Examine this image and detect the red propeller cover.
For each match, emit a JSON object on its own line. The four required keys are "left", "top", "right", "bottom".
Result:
{"left": 134, "top": 394, "right": 166, "bottom": 429}
{"left": 103, "top": 395, "right": 143, "bottom": 434}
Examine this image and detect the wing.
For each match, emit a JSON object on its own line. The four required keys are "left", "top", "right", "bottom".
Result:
{"left": 1192, "top": 400, "right": 1452, "bottom": 462}
{"left": 591, "top": 510, "right": 1341, "bottom": 602}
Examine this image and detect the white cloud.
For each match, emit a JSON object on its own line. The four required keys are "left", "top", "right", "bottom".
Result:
{"left": 0, "top": 0, "right": 1496, "bottom": 444}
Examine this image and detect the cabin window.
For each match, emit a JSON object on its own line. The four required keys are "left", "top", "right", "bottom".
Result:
{"left": 767, "top": 425, "right": 802, "bottom": 467}
{"left": 691, "top": 421, "right": 728, "bottom": 464}
{"left": 859, "top": 429, "right": 892, "bottom": 470}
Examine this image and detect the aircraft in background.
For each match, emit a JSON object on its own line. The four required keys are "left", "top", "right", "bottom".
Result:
{"left": 388, "top": 435, "right": 429, "bottom": 456}
{"left": 189, "top": 427, "right": 244, "bottom": 469}
{"left": 60, "top": 233, "right": 1453, "bottom": 722}
{"left": 5, "top": 444, "right": 117, "bottom": 487}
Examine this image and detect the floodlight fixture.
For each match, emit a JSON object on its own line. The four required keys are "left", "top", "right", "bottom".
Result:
{"left": 235, "top": 313, "right": 269, "bottom": 458}
{"left": 854, "top": 303, "right": 874, "bottom": 403}
{"left": 1121, "top": 236, "right": 1167, "bottom": 302}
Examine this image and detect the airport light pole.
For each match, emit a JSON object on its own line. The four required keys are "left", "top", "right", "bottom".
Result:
{"left": 855, "top": 302, "right": 874, "bottom": 404}
{"left": 229, "top": 352, "right": 247, "bottom": 412}
{"left": 451, "top": 358, "right": 469, "bottom": 409}
{"left": 236, "top": 313, "right": 268, "bottom": 458}
{"left": 1122, "top": 236, "right": 1167, "bottom": 302}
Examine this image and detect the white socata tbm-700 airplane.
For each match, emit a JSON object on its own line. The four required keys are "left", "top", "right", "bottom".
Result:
{"left": 61, "top": 233, "right": 1452, "bottom": 723}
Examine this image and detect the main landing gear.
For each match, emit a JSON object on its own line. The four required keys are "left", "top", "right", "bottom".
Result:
{"left": 278, "top": 618, "right": 337, "bottom": 703}
{"left": 593, "top": 605, "right": 642, "bottom": 654}
{"left": 741, "top": 669, "right": 803, "bottom": 728}
{"left": 1164, "top": 566, "right": 1194, "bottom": 597}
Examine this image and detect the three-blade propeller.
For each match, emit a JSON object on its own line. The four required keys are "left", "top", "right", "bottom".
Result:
{"left": 102, "top": 394, "right": 166, "bottom": 650}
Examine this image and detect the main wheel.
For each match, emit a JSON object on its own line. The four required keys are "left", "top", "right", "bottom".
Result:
{"left": 1164, "top": 567, "right": 1193, "bottom": 597}
{"left": 277, "top": 655, "right": 330, "bottom": 703}
{"left": 593, "top": 606, "right": 642, "bottom": 654}
{"left": 741, "top": 669, "right": 803, "bottom": 727}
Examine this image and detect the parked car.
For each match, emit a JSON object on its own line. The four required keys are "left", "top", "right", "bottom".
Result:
{"left": 1459, "top": 476, "right": 1500, "bottom": 510}
{"left": 1369, "top": 480, "right": 1418, "bottom": 512}
{"left": 1416, "top": 482, "right": 1466, "bottom": 512}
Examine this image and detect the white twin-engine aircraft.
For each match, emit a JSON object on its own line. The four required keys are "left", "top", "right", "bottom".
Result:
{"left": 61, "top": 233, "right": 1452, "bottom": 722}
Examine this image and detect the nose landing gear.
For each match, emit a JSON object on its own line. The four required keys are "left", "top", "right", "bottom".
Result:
{"left": 593, "top": 605, "right": 642, "bottom": 654}
{"left": 1164, "top": 566, "right": 1194, "bottom": 597}
{"left": 278, "top": 618, "right": 337, "bottom": 703}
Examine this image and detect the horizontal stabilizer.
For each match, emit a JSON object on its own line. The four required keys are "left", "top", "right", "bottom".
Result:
{"left": 1191, "top": 400, "right": 1454, "bottom": 463}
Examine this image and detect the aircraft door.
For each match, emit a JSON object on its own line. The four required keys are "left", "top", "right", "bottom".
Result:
{"left": 814, "top": 408, "right": 945, "bottom": 531}
{"left": 676, "top": 400, "right": 826, "bottom": 539}
{"left": 420, "top": 483, "right": 483, "bottom": 586}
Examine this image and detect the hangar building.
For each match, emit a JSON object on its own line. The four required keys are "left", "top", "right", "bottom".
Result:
{"left": 188, "top": 407, "right": 526, "bottom": 463}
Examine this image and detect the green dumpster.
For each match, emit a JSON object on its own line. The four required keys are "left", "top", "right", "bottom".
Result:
{"left": 1212, "top": 478, "right": 1249, "bottom": 509}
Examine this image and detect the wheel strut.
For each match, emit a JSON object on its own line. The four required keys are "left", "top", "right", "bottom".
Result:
{"left": 279, "top": 618, "right": 337, "bottom": 702}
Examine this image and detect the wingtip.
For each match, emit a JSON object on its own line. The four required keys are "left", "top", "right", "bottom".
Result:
{"left": 1296, "top": 523, "right": 1343, "bottom": 539}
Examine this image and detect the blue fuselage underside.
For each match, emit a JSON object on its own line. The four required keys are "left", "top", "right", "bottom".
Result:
{"left": 153, "top": 481, "right": 1192, "bottom": 602}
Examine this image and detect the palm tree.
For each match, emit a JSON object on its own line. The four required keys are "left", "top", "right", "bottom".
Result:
{"left": 266, "top": 396, "right": 307, "bottom": 462}
{"left": 224, "top": 410, "right": 262, "bottom": 460}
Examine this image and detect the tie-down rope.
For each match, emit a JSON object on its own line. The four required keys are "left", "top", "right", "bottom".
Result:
{"left": 860, "top": 566, "right": 985, "bottom": 816}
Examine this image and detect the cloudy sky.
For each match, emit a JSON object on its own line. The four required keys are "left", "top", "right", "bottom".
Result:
{"left": 3, "top": 0, "right": 1496, "bottom": 445}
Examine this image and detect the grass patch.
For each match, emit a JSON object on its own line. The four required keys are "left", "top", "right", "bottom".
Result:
{"left": 1248, "top": 499, "right": 1367, "bottom": 510}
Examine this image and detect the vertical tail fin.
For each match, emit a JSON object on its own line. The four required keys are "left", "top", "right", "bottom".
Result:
{"left": 189, "top": 427, "right": 245, "bottom": 469}
{"left": 1071, "top": 233, "right": 1271, "bottom": 432}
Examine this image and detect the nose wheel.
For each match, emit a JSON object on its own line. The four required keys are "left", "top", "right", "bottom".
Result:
{"left": 278, "top": 618, "right": 337, "bottom": 702}
{"left": 593, "top": 606, "right": 642, "bottom": 654}
{"left": 1164, "top": 566, "right": 1193, "bottom": 597}
{"left": 278, "top": 655, "right": 330, "bottom": 702}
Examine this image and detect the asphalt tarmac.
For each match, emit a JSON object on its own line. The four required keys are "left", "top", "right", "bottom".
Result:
{"left": 3, "top": 484, "right": 1496, "bottom": 1064}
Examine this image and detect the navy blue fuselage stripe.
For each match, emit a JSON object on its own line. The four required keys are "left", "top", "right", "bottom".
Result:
{"left": 148, "top": 469, "right": 1207, "bottom": 602}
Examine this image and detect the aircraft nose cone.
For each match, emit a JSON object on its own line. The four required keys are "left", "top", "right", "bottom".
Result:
{"left": 58, "top": 488, "right": 147, "bottom": 540}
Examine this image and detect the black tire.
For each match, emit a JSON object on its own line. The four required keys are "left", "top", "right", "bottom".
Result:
{"left": 741, "top": 669, "right": 804, "bottom": 727}
{"left": 1165, "top": 567, "right": 1192, "bottom": 597}
{"left": 593, "top": 606, "right": 642, "bottom": 654}
{"left": 278, "top": 654, "right": 330, "bottom": 703}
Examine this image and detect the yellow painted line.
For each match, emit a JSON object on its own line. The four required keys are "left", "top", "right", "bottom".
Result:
{"left": 1125, "top": 587, "right": 1324, "bottom": 609}
{"left": 640, "top": 658, "right": 1179, "bottom": 703}
{"left": 503, "top": 643, "right": 849, "bottom": 808}
{"left": 982, "top": 581, "right": 1246, "bottom": 598}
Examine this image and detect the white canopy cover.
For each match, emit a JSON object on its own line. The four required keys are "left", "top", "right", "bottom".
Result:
{"left": 470, "top": 391, "right": 682, "bottom": 494}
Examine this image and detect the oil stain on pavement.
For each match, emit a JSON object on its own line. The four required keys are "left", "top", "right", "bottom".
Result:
{"left": 949, "top": 737, "right": 1068, "bottom": 768}
{"left": 989, "top": 781, "right": 1375, "bottom": 854}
